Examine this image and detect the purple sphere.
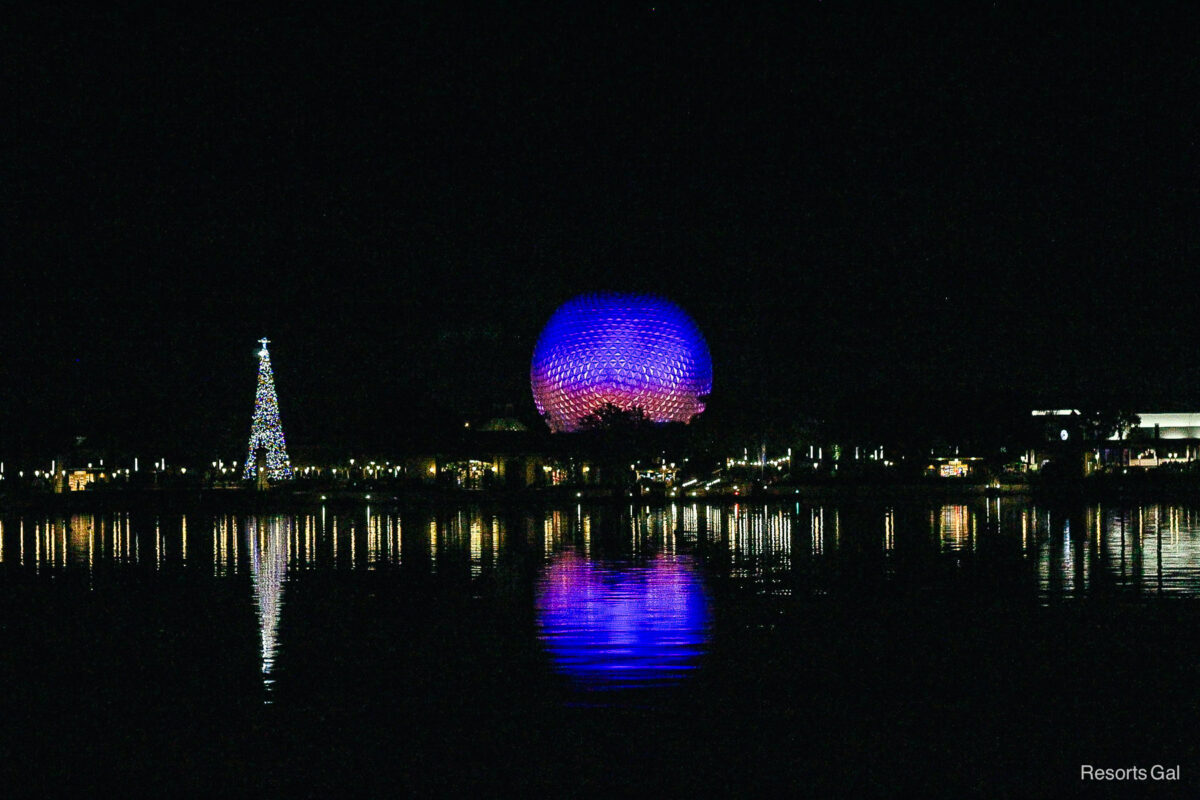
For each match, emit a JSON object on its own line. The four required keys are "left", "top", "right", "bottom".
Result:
{"left": 530, "top": 293, "right": 713, "bottom": 433}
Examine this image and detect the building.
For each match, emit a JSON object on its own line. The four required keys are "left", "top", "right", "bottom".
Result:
{"left": 1031, "top": 410, "right": 1200, "bottom": 469}
{"left": 406, "top": 417, "right": 599, "bottom": 490}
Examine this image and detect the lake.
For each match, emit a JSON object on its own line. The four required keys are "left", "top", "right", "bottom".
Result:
{"left": 3, "top": 499, "right": 1199, "bottom": 795}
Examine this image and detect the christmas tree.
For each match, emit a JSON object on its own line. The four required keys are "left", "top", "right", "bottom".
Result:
{"left": 243, "top": 338, "right": 294, "bottom": 481}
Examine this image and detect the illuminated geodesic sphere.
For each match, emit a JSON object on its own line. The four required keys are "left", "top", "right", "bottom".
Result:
{"left": 530, "top": 293, "right": 712, "bottom": 433}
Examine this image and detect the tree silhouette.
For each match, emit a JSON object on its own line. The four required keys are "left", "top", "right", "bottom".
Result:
{"left": 1075, "top": 409, "right": 1141, "bottom": 442}
{"left": 578, "top": 402, "right": 648, "bottom": 432}
{"left": 571, "top": 404, "right": 655, "bottom": 489}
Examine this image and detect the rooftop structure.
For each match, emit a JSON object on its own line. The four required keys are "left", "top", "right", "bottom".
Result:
{"left": 1032, "top": 410, "right": 1200, "bottom": 440}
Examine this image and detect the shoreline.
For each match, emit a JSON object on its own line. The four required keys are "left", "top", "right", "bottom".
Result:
{"left": 1, "top": 476, "right": 1198, "bottom": 513}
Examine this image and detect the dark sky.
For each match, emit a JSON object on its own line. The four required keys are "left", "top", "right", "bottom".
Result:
{"left": 4, "top": 4, "right": 1199, "bottom": 460}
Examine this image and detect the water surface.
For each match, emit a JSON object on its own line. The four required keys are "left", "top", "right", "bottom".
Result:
{"left": 4, "top": 499, "right": 1200, "bottom": 794}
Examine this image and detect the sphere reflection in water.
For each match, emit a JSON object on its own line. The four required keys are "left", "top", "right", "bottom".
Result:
{"left": 535, "top": 552, "right": 711, "bottom": 690}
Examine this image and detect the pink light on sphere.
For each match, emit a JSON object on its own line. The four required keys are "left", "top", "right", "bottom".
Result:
{"left": 530, "top": 293, "right": 713, "bottom": 433}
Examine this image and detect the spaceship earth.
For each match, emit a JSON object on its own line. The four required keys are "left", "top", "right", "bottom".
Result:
{"left": 530, "top": 293, "right": 713, "bottom": 433}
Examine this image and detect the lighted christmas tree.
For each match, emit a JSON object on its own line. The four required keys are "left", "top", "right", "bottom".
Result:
{"left": 243, "top": 337, "right": 294, "bottom": 481}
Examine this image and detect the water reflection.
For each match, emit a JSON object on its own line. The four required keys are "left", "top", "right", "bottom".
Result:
{"left": 248, "top": 517, "right": 289, "bottom": 700}
{"left": 1032, "top": 504, "right": 1200, "bottom": 600}
{"left": 535, "top": 551, "right": 711, "bottom": 690}
{"left": 8, "top": 500, "right": 1200, "bottom": 702}
{"left": 4, "top": 504, "right": 1200, "bottom": 604}
{"left": 938, "top": 505, "right": 972, "bottom": 552}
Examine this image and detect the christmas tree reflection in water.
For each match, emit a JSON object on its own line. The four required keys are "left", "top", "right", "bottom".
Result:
{"left": 248, "top": 517, "right": 289, "bottom": 701}
{"left": 535, "top": 552, "right": 711, "bottom": 691}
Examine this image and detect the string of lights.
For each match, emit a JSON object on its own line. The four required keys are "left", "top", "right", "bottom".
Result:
{"left": 243, "top": 338, "right": 294, "bottom": 481}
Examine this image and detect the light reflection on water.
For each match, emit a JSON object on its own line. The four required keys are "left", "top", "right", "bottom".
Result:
{"left": 1034, "top": 504, "right": 1200, "bottom": 600}
{"left": 535, "top": 551, "right": 710, "bottom": 690}
{"left": 6, "top": 503, "right": 1200, "bottom": 599}
{"left": 6, "top": 501, "right": 1200, "bottom": 695}
{"left": 248, "top": 517, "right": 289, "bottom": 700}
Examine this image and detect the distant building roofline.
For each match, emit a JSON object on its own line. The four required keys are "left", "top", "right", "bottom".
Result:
{"left": 1031, "top": 410, "right": 1200, "bottom": 440}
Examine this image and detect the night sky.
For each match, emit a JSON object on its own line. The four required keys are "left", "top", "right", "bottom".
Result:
{"left": 5, "top": 5, "right": 1199, "bottom": 461}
